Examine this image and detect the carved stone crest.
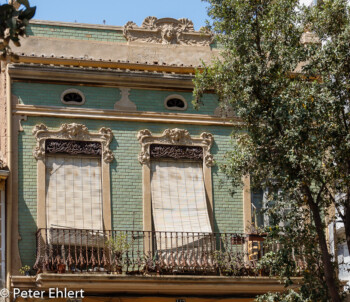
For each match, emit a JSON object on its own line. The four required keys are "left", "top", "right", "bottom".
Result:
{"left": 32, "top": 123, "right": 114, "bottom": 163}
{"left": 137, "top": 128, "right": 214, "bottom": 166}
{"left": 123, "top": 17, "right": 214, "bottom": 46}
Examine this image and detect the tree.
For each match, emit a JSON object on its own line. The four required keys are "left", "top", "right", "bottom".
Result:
{"left": 193, "top": 0, "right": 350, "bottom": 301}
{"left": 0, "top": 0, "right": 36, "bottom": 59}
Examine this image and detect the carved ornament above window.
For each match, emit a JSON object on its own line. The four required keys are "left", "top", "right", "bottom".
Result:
{"left": 150, "top": 144, "right": 203, "bottom": 161}
{"left": 137, "top": 128, "right": 214, "bottom": 166}
{"left": 45, "top": 139, "right": 102, "bottom": 156}
{"left": 32, "top": 123, "right": 114, "bottom": 163}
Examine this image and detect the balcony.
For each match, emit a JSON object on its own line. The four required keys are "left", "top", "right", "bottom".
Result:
{"left": 34, "top": 228, "right": 267, "bottom": 276}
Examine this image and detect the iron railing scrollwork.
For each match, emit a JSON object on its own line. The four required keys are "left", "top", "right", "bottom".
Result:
{"left": 33, "top": 228, "right": 295, "bottom": 276}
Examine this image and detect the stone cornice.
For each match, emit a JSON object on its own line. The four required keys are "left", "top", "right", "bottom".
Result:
{"left": 14, "top": 104, "right": 241, "bottom": 127}
{"left": 13, "top": 56, "right": 199, "bottom": 74}
{"left": 11, "top": 274, "right": 302, "bottom": 296}
{"left": 8, "top": 64, "right": 199, "bottom": 90}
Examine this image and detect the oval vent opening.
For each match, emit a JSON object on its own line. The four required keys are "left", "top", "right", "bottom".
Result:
{"left": 63, "top": 92, "right": 83, "bottom": 103}
{"left": 164, "top": 95, "right": 187, "bottom": 111}
{"left": 61, "top": 89, "right": 85, "bottom": 105}
{"left": 167, "top": 98, "right": 185, "bottom": 109}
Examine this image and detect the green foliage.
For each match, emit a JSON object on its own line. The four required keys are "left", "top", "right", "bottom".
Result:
{"left": 106, "top": 232, "right": 131, "bottom": 255}
{"left": 257, "top": 198, "right": 333, "bottom": 301}
{"left": 195, "top": 0, "right": 350, "bottom": 301}
{"left": 19, "top": 264, "right": 30, "bottom": 275}
{"left": 0, "top": 0, "right": 36, "bottom": 59}
{"left": 255, "top": 290, "right": 304, "bottom": 302}
{"left": 105, "top": 232, "right": 133, "bottom": 273}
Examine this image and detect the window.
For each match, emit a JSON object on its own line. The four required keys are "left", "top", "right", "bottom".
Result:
{"left": 137, "top": 128, "right": 214, "bottom": 239}
{"left": 150, "top": 160, "right": 212, "bottom": 234}
{"left": 45, "top": 155, "right": 103, "bottom": 230}
{"left": 251, "top": 189, "right": 269, "bottom": 229}
{"left": 32, "top": 123, "right": 114, "bottom": 231}
{"left": 61, "top": 89, "right": 85, "bottom": 105}
{"left": 138, "top": 129, "right": 214, "bottom": 260}
{"left": 337, "top": 242, "right": 350, "bottom": 281}
{"left": 251, "top": 187, "right": 283, "bottom": 230}
{"left": 164, "top": 95, "right": 188, "bottom": 111}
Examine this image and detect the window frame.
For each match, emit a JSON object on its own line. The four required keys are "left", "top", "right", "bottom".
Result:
{"left": 32, "top": 123, "right": 114, "bottom": 231}
{"left": 137, "top": 128, "right": 215, "bottom": 236}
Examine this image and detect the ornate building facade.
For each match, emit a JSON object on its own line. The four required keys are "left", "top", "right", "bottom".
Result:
{"left": 0, "top": 16, "right": 302, "bottom": 302}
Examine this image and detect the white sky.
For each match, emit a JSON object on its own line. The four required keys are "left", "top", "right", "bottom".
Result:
{"left": 300, "top": 0, "right": 314, "bottom": 5}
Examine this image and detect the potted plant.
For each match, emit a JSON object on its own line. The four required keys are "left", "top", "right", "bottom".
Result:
{"left": 19, "top": 265, "right": 31, "bottom": 276}
{"left": 106, "top": 232, "right": 131, "bottom": 274}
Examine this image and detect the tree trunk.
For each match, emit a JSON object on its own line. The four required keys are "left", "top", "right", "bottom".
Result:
{"left": 308, "top": 197, "right": 341, "bottom": 302}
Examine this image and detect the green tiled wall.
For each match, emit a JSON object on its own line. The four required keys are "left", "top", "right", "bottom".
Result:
{"left": 12, "top": 82, "right": 219, "bottom": 115}
{"left": 26, "top": 23, "right": 223, "bottom": 48}
{"left": 18, "top": 121, "right": 240, "bottom": 266}
{"left": 26, "top": 23, "right": 126, "bottom": 43}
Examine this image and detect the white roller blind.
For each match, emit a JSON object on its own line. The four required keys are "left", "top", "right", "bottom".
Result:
{"left": 46, "top": 155, "right": 103, "bottom": 231}
{"left": 150, "top": 161, "right": 212, "bottom": 234}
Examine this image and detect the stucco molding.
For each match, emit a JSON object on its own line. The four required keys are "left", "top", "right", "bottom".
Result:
{"left": 114, "top": 87, "right": 137, "bottom": 111}
{"left": 137, "top": 128, "right": 214, "bottom": 166}
{"left": 14, "top": 104, "right": 241, "bottom": 127}
{"left": 123, "top": 17, "right": 214, "bottom": 46}
{"left": 32, "top": 123, "right": 114, "bottom": 163}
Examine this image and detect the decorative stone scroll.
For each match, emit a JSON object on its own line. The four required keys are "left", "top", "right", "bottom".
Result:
{"left": 123, "top": 17, "right": 214, "bottom": 46}
{"left": 137, "top": 128, "right": 214, "bottom": 166}
{"left": 32, "top": 123, "right": 114, "bottom": 163}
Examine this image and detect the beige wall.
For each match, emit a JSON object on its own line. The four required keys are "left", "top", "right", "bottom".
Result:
{"left": 0, "top": 61, "right": 7, "bottom": 161}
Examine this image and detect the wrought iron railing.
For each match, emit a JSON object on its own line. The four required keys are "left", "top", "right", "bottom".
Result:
{"left": 34, "top": 228, "right": 267, "bottom": 276}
